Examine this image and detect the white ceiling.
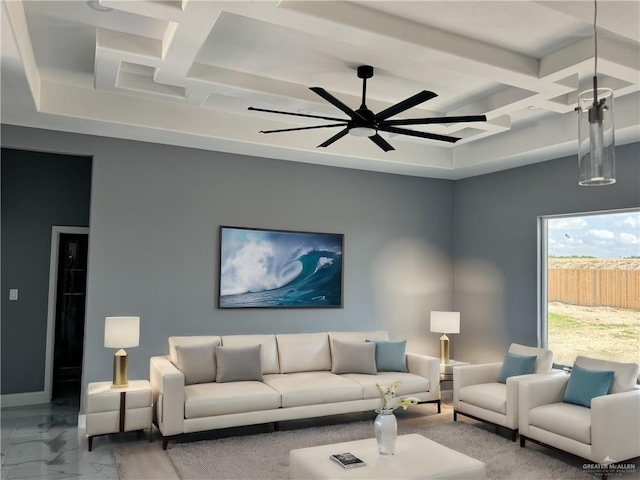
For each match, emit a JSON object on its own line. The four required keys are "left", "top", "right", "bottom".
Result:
{"left": 2, "top": 0, "right": 639, "bottom": 179}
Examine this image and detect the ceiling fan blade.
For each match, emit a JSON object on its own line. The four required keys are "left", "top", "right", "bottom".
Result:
{"left": 260, "top": 123, "right": 347, "bottom": 134}
{"left": 369, "top": 134, "right": 395, "bottom": 152}
{"left": 380, "top": 125, "right": 460, "bottom": 143}
{"left": 375, "top": 91, "right": 438, "bottom": 121}
{"left": 317, "top": 128, "right": 349, "bottom": 148}
{"left": 309, "top": 87, "right": 366, "bottom": 122}
{"left": 248, "top": 106, "right": 347, "bottom": 123}
{"left": 382, "top": 115, "right": 487, "bottom": 126}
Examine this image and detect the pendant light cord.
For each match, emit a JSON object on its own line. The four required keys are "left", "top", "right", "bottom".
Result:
{"left": 594, "top": 0, "right": 598, "bottom": 78}
{"left": 592, "top": 0, "right": 598, "bottom": 102}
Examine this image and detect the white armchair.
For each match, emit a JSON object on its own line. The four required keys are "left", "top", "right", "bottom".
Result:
{"left": 519, "top": 356, "right": 640, "bottom": 467}
{"left": 453, "top": 343, "right": 554, "bottom": 441}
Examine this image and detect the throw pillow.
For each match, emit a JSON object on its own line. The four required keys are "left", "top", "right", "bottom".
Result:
{"left": 373, "top": 340, "right": 408, "bottom": 372}
{"left": 497, "top": 351, "right": 537, "bottom": 383}
{"left": 563, "top": 364, "right": 614, "bottom": 408}
{"left": 216, "top": 345, "right": 263, "bottom": 382}
{"left": 175, "top": 341, "right": 218, "bottom": 385}
{"left": 331, "top": 339, "right": 377, "bottom": 374}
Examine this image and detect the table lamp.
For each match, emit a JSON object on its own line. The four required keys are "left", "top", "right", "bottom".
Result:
{"left": 430, "top": 311, "right": 460, "bottom": 364}
{"left": 104, "top": 316, "right": 140, "bottom": 388}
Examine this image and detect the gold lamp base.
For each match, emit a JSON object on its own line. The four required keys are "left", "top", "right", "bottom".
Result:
{"left": 111, "top": 349, "right": 129, "bottom": 389}
{"left": 439, "top": 334, "right": 451, "bottom": 364}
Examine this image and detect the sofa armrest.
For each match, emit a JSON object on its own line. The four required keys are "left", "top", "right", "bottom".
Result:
{"left": 592, "top": 389, "right": 640, "bottom": 462}
{"left": 406, "top": 353, "right": 440, "bottom": 395}
{"left": 453, "top": 363, "right": 502, "bottom": 408}
{"left": 518, "top": 375, "right": 569, "bottom": 436}
{"left": 504, "top": 372, "right": 562, "bottom": 427}
{"left": 150, "top": 355, "right": 185, "bottom": 437}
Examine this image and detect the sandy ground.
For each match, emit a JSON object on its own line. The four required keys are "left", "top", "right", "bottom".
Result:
{"left": 549, "top": 258, "right": 640, "bottom": 270}
{"left": 547, "top": 302, "right": 639, "bottom": 366}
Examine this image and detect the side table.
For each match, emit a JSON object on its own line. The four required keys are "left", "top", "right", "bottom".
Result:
{"left": 85, "top": 380, "right": 153, "bottom": 451}
{"left": 440, "top": 359, "right": 470, "bottom": 381}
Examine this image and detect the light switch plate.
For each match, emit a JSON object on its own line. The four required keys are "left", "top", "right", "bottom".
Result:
{"left": 9, "top": 289, "right": 18, "bottom": 301}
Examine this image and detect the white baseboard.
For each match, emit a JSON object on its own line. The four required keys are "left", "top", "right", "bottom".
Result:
{"left": 1, "top": 390, "right": 50, "bottom": 408}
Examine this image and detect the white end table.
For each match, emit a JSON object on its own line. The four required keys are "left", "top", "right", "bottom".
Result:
{"left": 85, "top": 380, "right": 153, "bottom": 451}
{"left": 289, "top": 434, "right": 486, "bottom": 479}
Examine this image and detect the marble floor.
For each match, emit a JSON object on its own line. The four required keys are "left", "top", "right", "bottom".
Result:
{"left": 0, "top": 395, "right": 149, "bottom": 480}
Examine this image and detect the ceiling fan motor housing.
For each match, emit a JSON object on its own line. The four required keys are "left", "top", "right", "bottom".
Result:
{"left": 357, "top": 65, "right": 374, "bottom": 79}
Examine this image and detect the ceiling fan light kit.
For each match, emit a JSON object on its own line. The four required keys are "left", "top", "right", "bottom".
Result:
{"left": 249, "top": 65, "right": 487, "bottom": 152}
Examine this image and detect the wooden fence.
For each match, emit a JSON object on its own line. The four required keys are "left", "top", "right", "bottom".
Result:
{"left": 548, "top": 269, "right": 640, "bottom": 310}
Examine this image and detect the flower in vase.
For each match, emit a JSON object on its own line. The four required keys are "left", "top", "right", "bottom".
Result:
{"left": 375, "top": 381, "right": 420, "bottom": 412}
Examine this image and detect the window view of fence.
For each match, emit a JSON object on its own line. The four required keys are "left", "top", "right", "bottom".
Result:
{"left": 545, "top": 211, "right": 640, "bottom": 367}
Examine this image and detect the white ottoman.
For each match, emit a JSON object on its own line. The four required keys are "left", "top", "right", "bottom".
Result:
{"left": 289, "top": 434, "right": 487, "bottom": 479}
{"left": 85, "top": 380, "right": 153, "bottom": 451}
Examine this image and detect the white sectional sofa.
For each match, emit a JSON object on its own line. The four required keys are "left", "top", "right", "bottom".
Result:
{"left": 150, "top": 330, "right": 441, "bottom": 449}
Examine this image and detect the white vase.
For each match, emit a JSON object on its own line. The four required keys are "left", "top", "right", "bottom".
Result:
{"left": 374, "top": 409, "right": 397, "bottom": 455}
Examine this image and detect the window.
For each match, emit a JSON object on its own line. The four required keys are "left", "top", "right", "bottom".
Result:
{"left": 540, "top": 209, "right": 640, "bottom": 367}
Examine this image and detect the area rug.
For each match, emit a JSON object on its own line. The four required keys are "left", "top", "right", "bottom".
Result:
{"left": 156, "top": 421, "right": 599, "bottom": 480}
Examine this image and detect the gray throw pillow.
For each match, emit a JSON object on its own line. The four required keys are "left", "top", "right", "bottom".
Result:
{"left": 175, "top": 341, "right": 218, "bottom": 385}
{"left": 331, "top": 339, "right": 377, "bottom": 374}
{"left": 216, "top": 345, "right": 263, "bottom": 382}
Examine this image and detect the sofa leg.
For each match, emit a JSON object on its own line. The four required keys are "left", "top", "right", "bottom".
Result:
{"left": 520, "top": 436, "right": 526, "bottom": 448}
{"left": 437, "top": 400, "right": 441, "bottom": 414}
{"left": 453, "top": 410, "right": 457, "bottom": 421}
{"left": 162, "top": 434, "right": 178, "bottom": 450}
{"left": 511, "top": 429, "right": 517, "bottom": 442}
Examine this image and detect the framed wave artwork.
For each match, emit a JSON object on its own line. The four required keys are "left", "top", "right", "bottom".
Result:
{"left": 218, "top": 226, "right": 344, "bottom": 308}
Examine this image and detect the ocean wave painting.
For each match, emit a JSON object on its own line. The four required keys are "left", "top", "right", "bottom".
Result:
{"left": 218, "top": 226, "right": 344, "bottom": 308}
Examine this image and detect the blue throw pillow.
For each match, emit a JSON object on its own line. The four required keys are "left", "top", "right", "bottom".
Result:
{"left": 497, "top": 352, "right": 537, "bottom": 383}
{"left": 563, "top": 364, "right": 614, "bottom": 408}
{"left": 373, "top": 340, "right": 408, "bottom": 372}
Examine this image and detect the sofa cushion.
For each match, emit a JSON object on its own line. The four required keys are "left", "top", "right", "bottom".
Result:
{"left": 329, "top": 331, "right": 389, "bottom": 342}
{"left": 277, "top": 333, "right": 331, "bottom": 373}
{"left": 216, "top": 345, "right": 263, "bottom": 383}
{"left": 221, "top": 334, "right": 279, "bottom": 374}
{"left": 459, "top": 383, "right": 507, "bottom": 414}
{"left": 184, "top": 381, "right": 281, "bottom": 418}
{"left": 168, "top": 336, "right": 221, "bottom": 365}
{"left": 331, "top": 340, "right": 377, "bottom": 374}
{"left": 342, "top": 372, "right": 429, "bottom": 400}
{"left": 529, "top": 402, "right": 592, "bottom": 445}
{"left": 497, "top": 352, "right": 536, "bottom": 384}
{"left": 574, "top": 356, "right": 639, "bottom": 394}
{"left": 329, "top": 331, "right": 388, "bottom": 356}
{"left": 563, "top": 364, "right": 614, "bottom": 408}
{"left": 372, "top": 340, "right": 408, "bottom": 372}
{"left": 175, "top": 341, "right": 218, "bottom": 385}
{"left": 263, "top": 372, "right": 363, "bottom": 407}
{"left": 508, "top": 343, "right": 553, "bottom": 374}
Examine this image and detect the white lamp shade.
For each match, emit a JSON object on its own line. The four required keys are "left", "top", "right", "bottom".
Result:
{"left": 430, "top": 311, "right": 460, "bottom": 334}
{"left": 104, "top": 316, "right": 140, "bottom": 348}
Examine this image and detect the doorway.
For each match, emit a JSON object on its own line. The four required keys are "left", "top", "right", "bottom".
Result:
{"left": 46, "top": 227, "right": 89, "bottom": 405}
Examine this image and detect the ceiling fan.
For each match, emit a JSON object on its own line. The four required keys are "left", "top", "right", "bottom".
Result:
{"left": 248, "top": 65, "right": 487, "bottom": 152}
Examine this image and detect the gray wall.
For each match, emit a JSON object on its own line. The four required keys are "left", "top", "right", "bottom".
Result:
{"left": 453, "top": 142, "right": 640, "bottom": 364}
{"left": 1, "top": 148, "right": 92, "bottom": 394}
{"left": 1, "top": 125, "right": 455, "bottom": 398}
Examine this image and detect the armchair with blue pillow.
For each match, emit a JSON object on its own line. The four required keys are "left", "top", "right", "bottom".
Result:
{"left": 453, "top": 343, "right": 555, "bottom": 441}
{"left": 519, "top": 356, "right": 640, "bottom": 470}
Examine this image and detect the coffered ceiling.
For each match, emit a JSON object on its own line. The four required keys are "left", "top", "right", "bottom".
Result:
{"left": 2, "top": 1, "right": 639, "bottom": 178}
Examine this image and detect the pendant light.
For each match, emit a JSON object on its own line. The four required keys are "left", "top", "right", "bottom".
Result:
{"left": 577, "top": 0, "right": 615, "bottom": 186}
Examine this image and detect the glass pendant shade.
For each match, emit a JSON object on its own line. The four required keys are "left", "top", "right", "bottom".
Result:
{"left": 577, "top": 87, "right": 615, "bottom": 186}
